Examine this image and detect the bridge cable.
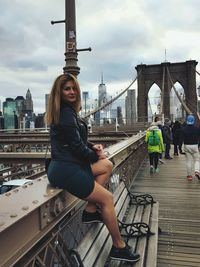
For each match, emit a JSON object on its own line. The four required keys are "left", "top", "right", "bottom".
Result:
{"left": 195, "top": 69, "right": 200, "bottom": 77}
{"left": 160, "top": 64, "right": 166, "bottom": 115}
{"left": 167, "top": 67, "right": 200, "bottom": 121}
{"left": 166, "top": 67, "right": 192, "bottom": 115}
{"left": 83, "top": 71, "right": 141, "bottom": 119}
{"left": 147, "top": 97, "right": 153, "bottom": 116}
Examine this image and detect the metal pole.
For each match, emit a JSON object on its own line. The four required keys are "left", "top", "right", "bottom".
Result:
{"left": 63, "top": 0, "right": 80, "bottom": 76}
{"left": 51, "top": 0, "right": 91, "bottom": 76}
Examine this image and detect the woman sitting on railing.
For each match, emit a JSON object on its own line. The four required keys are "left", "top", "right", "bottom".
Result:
{"left": 45, "top": 73, "right": 140, "bottom": 263}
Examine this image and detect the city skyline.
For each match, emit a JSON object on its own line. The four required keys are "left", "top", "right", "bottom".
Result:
{"left": 0, "top": 1, "right": 200, "bottom": 114}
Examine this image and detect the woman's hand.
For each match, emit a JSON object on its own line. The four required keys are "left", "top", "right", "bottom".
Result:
{"left": 92, "top": 144, "right": 104, "bottom": 151}
{"left": 92, "top": 144, "right": 107, "bottom": 159}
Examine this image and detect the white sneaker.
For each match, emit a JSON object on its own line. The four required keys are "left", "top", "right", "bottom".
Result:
{"left": 150, "top": 166, "right": 154, "bottom": 174}
{"left": 195, "top": 171, "right": 200, "bottom": 180}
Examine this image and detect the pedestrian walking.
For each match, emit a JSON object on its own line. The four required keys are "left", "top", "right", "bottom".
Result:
{"left": 163, "top": 118, "right": 173, "bottom": 159}
{"left": 145, "top": 122, "right": 165, "bottom": 174}
{"left": 172, "top": 120, "right": 182, "bottom": 156}
{"left": 180, "top": 114, "right": 200, "bottom": 181}
{"left": 45, "top": 73, "right": 140, "bottom": 263}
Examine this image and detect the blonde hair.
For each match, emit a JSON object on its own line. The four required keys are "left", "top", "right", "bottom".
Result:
{"left": 45, "top": 73, "right": 81, "bottom": 125}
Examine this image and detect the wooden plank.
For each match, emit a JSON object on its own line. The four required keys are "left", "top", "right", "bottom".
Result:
{"left": 134, "top": 204, "right": 152, "bottom": 267}
{"left": 145, "top": 202, "right": 159, "bottom": 267}
{"left": 133, "top": 155, "right": 200, "bottom": 266}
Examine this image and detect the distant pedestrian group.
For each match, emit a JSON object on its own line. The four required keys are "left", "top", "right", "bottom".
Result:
{"left": 146, "top": 114, "right": 200, "bottom": 182}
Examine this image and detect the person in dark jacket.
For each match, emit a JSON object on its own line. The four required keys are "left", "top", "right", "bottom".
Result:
{"left": 172, "top": 120, "right": 182, "bottom": 155}
{"left": 163, "top": 118, "right": 173, "bottom": 159}
{"left": 45, "top": 73, "right": 140, "bottom": 263}
{"left": 180, "top": 114, "right": 200, "bottom": 181}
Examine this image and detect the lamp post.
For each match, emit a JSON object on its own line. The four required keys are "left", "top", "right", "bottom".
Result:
{"left": 51, "top": 0, "right": 91, "bottom": 76}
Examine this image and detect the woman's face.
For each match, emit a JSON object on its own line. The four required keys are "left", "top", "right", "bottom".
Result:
{"left": 61, "top": 80, "right": 77, "bottom": 103}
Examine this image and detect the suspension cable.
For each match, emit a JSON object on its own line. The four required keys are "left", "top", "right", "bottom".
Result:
{"left": 196, "top": 69, "right": 200, "bottom": 76}
{"left": 147, "top": 97, "right": 153, "bottom": 118}
{"left": 83, "top": 71, "right": 141, "bottom": 119}
{"left": 166, "top": 67, "right": 192, "bottom": 114}
{"left": 160, "top": 64, "right": 165, "bottom": 114}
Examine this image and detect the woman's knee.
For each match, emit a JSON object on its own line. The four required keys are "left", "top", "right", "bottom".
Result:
{"left": 86, "top": 183, "right": 114, "bottom": 205}
{"left": 104, "top": 159, "right": 113, "bottom": 173}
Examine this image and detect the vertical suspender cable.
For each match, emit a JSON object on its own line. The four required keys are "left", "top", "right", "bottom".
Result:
{"left": 160, "top": 64, "right": 165, "bottom": 115}
{"left": 166, "top": 67, "right": 192, "bottom": 115}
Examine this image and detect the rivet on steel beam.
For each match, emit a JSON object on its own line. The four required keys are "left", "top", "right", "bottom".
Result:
{"left": 32, "top": 200, "right": 39, "bottom": 204}
{"left": 13, "top": 189, "right": 19, "bottom": 193}
{"left": 50, "top": 189, "right": 55, "bottom": 193}
{"left": 22, "top": 206, "right": 29, "bottom": 211}
{"left": 43, "top": 213, "right": 48, "bottom": 218}
{"left": 10, "top": 213, "right": 18, "bottom": 218}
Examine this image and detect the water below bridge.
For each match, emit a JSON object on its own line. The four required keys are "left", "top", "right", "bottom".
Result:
{"left": 134, "top": 154, "right": 200, "bottom": 266}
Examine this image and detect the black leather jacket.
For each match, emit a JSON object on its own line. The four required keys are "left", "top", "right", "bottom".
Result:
{"left": 50, "top": 102, "right": 98, "bottom": 164}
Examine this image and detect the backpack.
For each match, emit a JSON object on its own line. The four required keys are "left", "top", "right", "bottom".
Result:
{"left": 148, "top": 130, "right": 160, "bottom": 146}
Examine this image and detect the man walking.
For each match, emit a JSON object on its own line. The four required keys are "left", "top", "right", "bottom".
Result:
{"left": 180, "top": 115, "right": 200, "bottom": 181}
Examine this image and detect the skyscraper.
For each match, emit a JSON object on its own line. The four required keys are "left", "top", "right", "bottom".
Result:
{"left": 125, "top": 89, "right": 136, "bottom": 125}
{"left": 25, "top": 89, "right": 33, "bottom": 114}
{"left": 45, "top": 94, "right": 50, "bottom": 112}
{"left": 98, "top": 73, "right": 107, "bottom": 107}
{"left": 3, "top": 98, "right": 18, "bottom": 129}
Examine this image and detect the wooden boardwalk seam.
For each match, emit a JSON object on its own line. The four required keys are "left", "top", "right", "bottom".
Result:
{"left": 132, "top": 154, "right": 200, "bottom": 267}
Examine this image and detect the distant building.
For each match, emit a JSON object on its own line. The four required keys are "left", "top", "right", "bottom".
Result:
{"left": 45, "top": 94, "right": 50, "bottom": 112}
{"left": 82, "top": 91, "right": 89, "bottom": 115}
{"left": 0, "top": 111, "right": 4, "bottom": 129}
{"left": 125, "top": 89, "right": 136, "bottom": 125}
{"left": 3, "top": 98, "right": 18, "bottom": 129}
{"left": 110, "top": 108, "right": 117, "bottom": 124}
{"left": 117, "top": 106, "right": 123, "bottom": 124}
{"left": 98, "top": 74, "right": 107, "bottom": 108}
{"left": 35, "top": 113, "right": 45, "bottom": 128}
{"left": 3, "top": 89, "right": 35, "bottom": 129}
{"left": 25, "top": 89, "right": 33, "bottom": 115}
{"left": 95, "top": 73, "right": 109, "bottom": 125}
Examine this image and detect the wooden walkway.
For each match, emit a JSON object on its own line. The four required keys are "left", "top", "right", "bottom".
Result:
{"left": 133, "top": 154, "right": 200, "bottom": 267}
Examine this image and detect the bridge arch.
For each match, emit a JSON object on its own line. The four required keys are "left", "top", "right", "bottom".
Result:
{"left": 136, "top": 60, "right": 198, "bottom": 121}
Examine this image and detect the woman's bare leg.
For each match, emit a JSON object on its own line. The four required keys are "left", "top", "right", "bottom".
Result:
{"left": 85, "top": 159, "right": 113, "bottom": 213}
{"left": 84, "top": 181, "right": 125, "bottom": 248}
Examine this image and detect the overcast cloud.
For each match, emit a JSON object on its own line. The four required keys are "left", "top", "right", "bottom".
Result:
{"left": 0, "top": 0, "right": 200, "bottom": 114}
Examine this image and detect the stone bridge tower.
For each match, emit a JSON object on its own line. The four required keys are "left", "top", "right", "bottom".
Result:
{"left": 136, "top": 60, "right": 198, "bottom": 121}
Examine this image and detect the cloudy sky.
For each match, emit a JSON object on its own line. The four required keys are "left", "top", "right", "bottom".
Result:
{"left": 0, "top": 0, "right": 200, "bottom": 114}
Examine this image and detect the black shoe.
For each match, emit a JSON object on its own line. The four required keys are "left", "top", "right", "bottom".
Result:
{"left": 82, "top": 210, "right": 103, "bottom": 224}
{"left": 109, "top": 244, "right": 140, "bottom": 262}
